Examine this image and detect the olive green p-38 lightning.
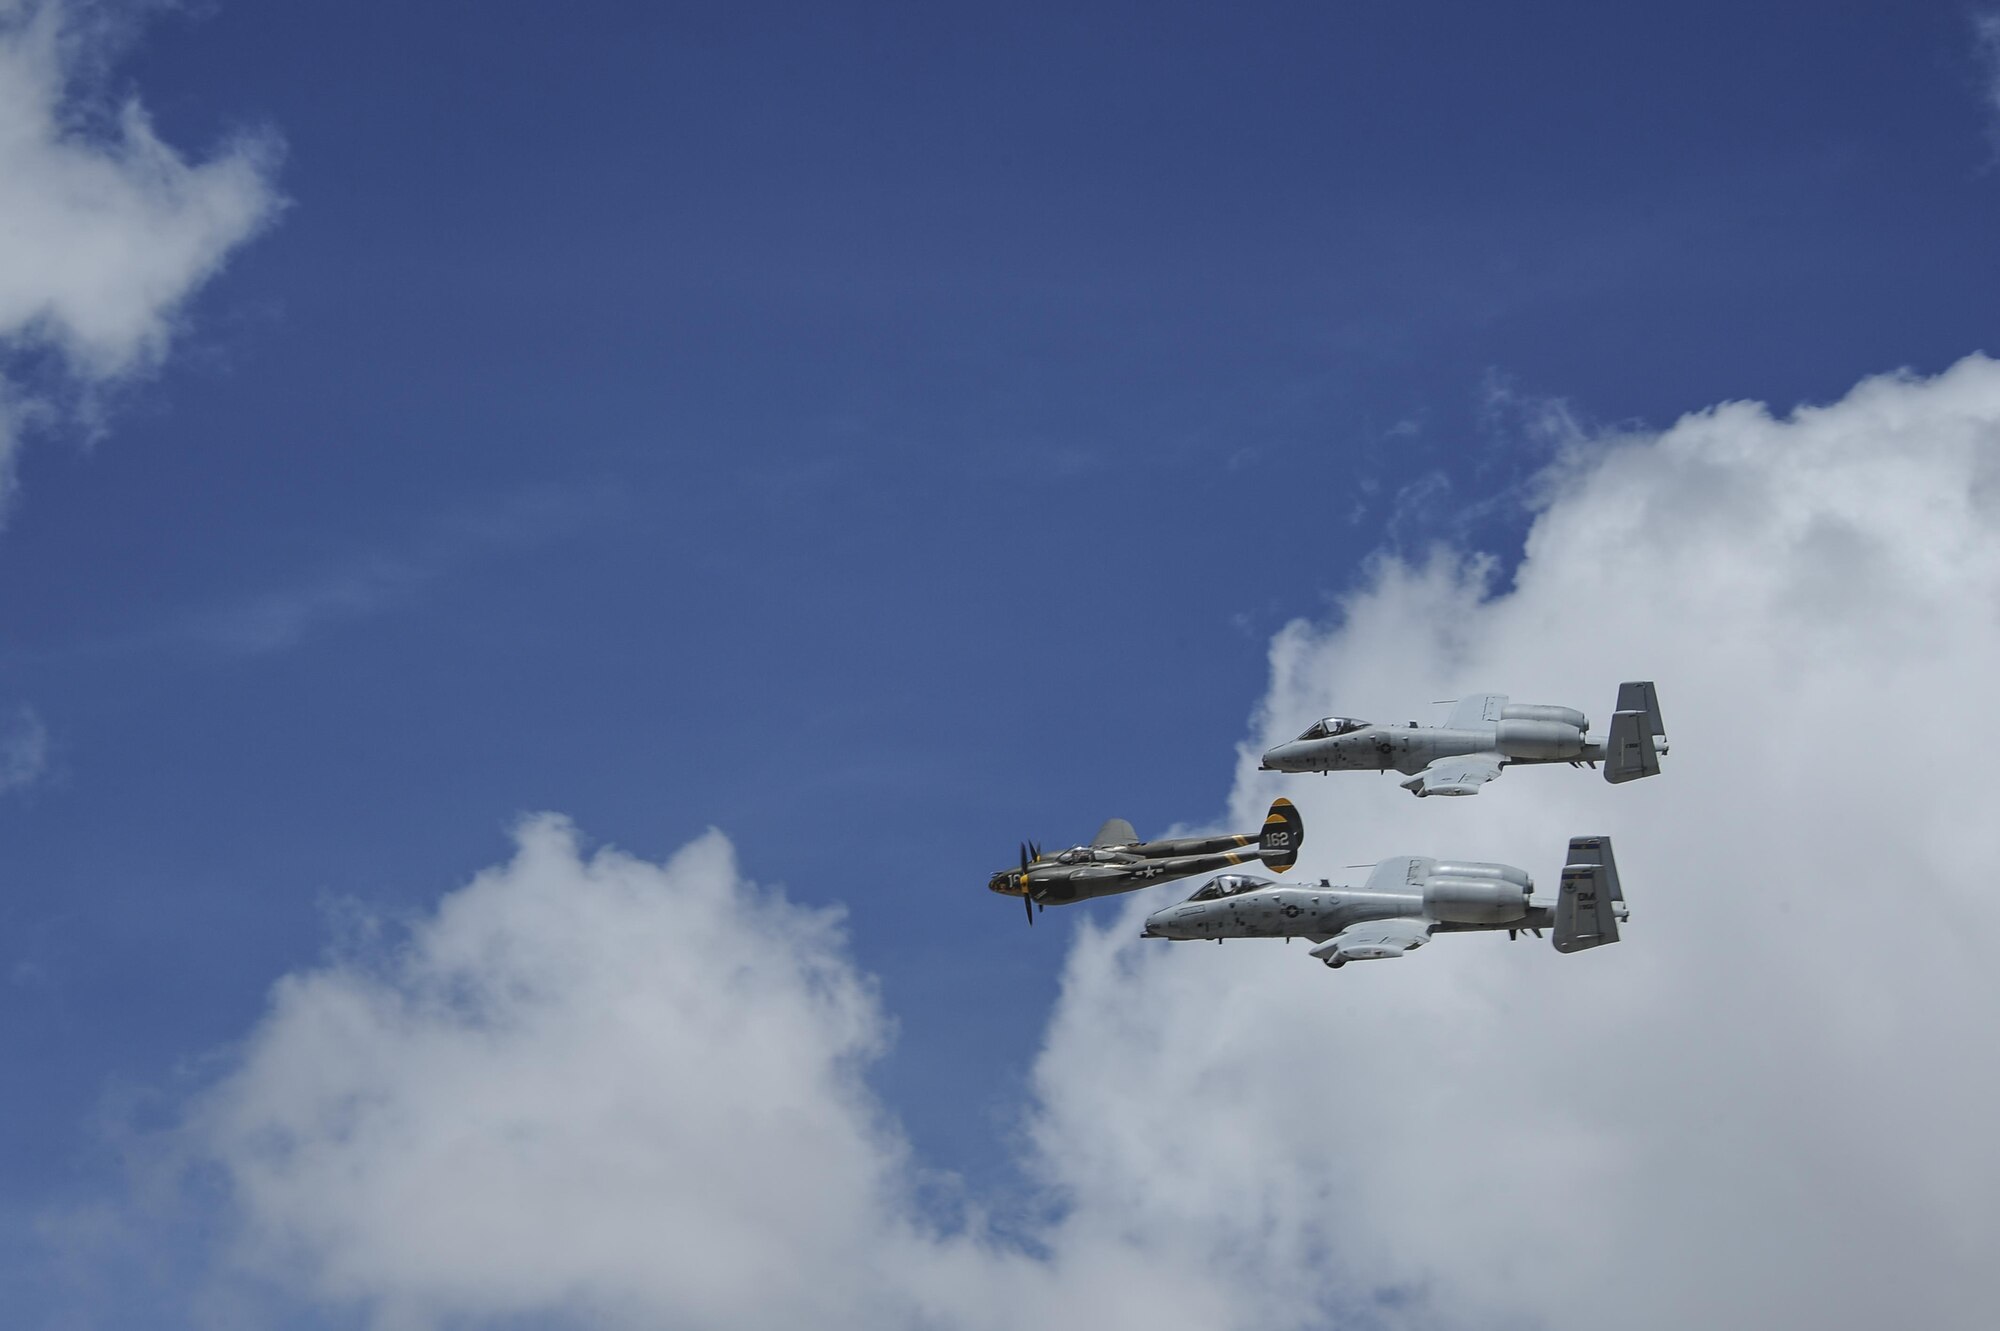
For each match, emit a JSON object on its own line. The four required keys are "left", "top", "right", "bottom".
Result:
{"left": 989, "top": 798, "right": 1302, "bottom": 925}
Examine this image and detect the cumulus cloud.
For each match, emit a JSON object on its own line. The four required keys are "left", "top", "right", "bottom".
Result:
{"left": 173, "top": 356, "right": 2000, "bottom": 1330}
{"left": 188, "top": 819, "right": 914, "bottom": 1329}
{"left": 1046, "top": 353, "right": 2000, "bottom": 1330}
{"left": 185, "top": 817, "right": 1241, "bottom": 1331}
{"left": 0, "top": 0, "right": 280, "bottom": 510}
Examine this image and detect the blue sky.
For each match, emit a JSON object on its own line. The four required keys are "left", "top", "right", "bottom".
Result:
{"left": 7, "top": 3, "right": 2000, "bottom": 1326}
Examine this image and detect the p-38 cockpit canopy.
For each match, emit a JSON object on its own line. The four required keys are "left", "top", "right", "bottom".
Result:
{"left": 1295, "top": 716, "right": 1369, "bottom": 741}
{"left": 1186, "top": 873, "right": 1275, "bottom": 902}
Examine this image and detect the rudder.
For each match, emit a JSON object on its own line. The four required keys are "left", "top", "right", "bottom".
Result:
{"left": 1616, "top": 680, "right": 1665, "bottom": 736}
{"left": 1553, "top": 835, "right": 1624, "bottom": 953}
{"left": 1257, "top": 798, "right": 1304, "bottom": 872}
{"left": 1604, "top": 682, "right": 1663, "bottom": 785}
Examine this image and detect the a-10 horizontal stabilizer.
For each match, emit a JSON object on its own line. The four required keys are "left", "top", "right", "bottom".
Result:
{"left": 1603, "top": 681, "right": 1664, "bottom": 784}
{"left": 1553, "top": 836, "right": 1623, "bottom": 954}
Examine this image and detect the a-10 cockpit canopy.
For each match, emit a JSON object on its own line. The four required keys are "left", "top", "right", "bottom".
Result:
{"left": 1186, "top": 873, "right": 1275, "bottom": 902}
{"left": 1296, "top": 717, "right": 1368, "bottom": 740}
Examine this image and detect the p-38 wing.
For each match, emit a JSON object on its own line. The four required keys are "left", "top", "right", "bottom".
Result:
{"left": 1400, "top": 752, "right": 1503, "bottom": 797}
{"left": 1061, "top": 850, "right": 1257, "bottom": 889}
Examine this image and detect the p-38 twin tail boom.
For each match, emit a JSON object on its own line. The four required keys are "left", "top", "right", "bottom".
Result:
{"left": 1260, "top": 681, "right": 1667, "bottom": 797}
{"left": 989, "top": 799, "right": 1303, "bottom": 926}
{"left": 1143, "top": 836, "right": 1626, "bottom": 969}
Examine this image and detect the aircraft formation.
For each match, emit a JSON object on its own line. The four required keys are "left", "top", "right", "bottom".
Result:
{"left": 989, "top": 681, "right": 1664, "bottom": 971}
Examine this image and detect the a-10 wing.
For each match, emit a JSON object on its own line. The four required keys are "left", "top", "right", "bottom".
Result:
{"left": 1308, "top": 917, "right": 1432, "bottom": 966}
{"left": 1443, "top": 692, "right": 1507, "bottom": 730}
{"left": 1401, "top": 752, "right": 1503, "bottom": 797}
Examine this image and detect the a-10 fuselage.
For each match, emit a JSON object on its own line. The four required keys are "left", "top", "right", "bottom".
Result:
{"left": 1260, "top": 710, "right": 1601, "bottom": 777}
{"left": 1144, "top": 861, "right": 1546, "bottom": 941}
{"left": 1259, "top": 686, "right": 1667, "bottom": 796}
{"left": 1142, "top": 836, "right": 1627, "bottom": 966}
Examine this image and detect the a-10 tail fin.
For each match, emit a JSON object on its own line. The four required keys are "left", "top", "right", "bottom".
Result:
{"left": 1256, "top": 798, "right": 1304, "bottom": 873}
{"left": 1553, "top": 835, "right": 1625, "bottom": 953}
{"left": 1604, "top": 680, "right": 1665, "bottom": 784}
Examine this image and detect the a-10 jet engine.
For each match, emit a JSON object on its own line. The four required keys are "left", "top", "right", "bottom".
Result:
{"left": 1480, "top": 705, "right": 1593, "bottom": 760}
{"left": 1260, "top": 681, "right": 1667, "bottom": 797}
{"left": 1142, "top": 836, "right": 1626, "bottom": 968}
{"left": 1402, "top": 857, "right": 1536, "bottom": 923}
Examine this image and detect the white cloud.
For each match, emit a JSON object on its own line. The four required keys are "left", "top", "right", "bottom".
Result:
{"left": 181, "top": 555, "right": 420, "bottom": 657}
{"left": 168, "top": 483, "right": 624, "bottom": 657}
{"left": 190, "top": 818, "right": 918, "bottom": 1329}
{"left": 0, "top": 702, "right": 47, "bottom": 792}
{"left": 0, "top": 0, "right": 281, "bottom": 510}
{"left": 167, "top": 356, "right": 2000, "bottom": 1330}
{"left": 1977, "top": 13, "right": 2000, "bottom": 145}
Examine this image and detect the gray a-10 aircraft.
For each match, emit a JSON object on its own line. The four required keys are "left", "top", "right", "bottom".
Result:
{"left": 1259, "top": 680, "right": 1667, "bottom": 797}
{"left": 989, "top": 798, "right": 1303, "bottom": 926}
{"left": 1142, "top": 835, "right": 1626, "bottom": 968}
